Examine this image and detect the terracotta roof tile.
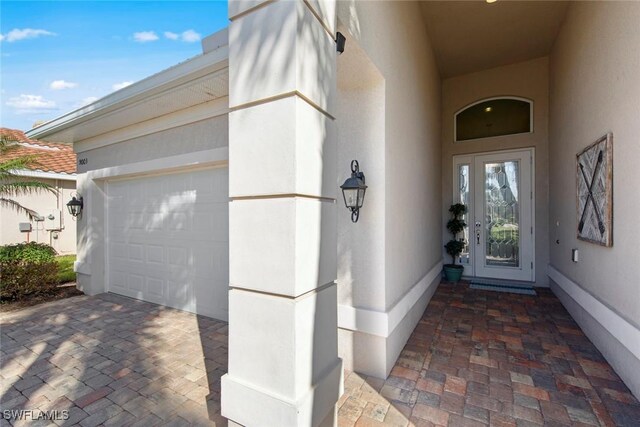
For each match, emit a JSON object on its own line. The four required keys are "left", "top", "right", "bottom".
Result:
{"left": 1, "top": 127, "right": 76, "bottom": 175}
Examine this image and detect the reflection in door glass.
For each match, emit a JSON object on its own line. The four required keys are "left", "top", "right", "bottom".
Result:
{"left": 458, "top": 165, "right": 470, "bottom": 264}
{"left": 484, "top": 161, "right": 520, "bottom": 268}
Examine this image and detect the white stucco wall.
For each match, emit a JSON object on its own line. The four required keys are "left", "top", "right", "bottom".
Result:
{"left": 336, "top": 0, "right": 442, "bottom": 378}
{"left": 548, "top": 1, "right": 640, "bottom": 397}
{"left": 76, "top": 112, "right": 228, "bottom": 174}
{"left": 0, "top": 178, "right": 77, "bottom": 255}
{"left": 441, "top": 57, "right": 550, "bottom": 286}
{"left": 337, "top": 36, "right": 385, "bottom": 313}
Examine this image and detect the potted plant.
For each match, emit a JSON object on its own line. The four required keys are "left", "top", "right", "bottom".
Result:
{"left": 444, "top": 203, "right": 467, "bottom": 283}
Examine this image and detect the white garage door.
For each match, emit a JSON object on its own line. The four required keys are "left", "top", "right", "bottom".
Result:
{"left": 106, "top": 167, "right": 228, "bottom": 320}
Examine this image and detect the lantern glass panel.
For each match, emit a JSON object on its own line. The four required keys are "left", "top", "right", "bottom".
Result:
{"left": 357, "top": 188, "right": 366, "bottom": 208}
{"left": 343, "top": 188, "right": 359, "bottom": 208}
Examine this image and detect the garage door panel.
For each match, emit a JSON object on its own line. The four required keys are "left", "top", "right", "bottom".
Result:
{"left": 110, "top": 258, "right": 133, "bottom": 272}
{"left": 145, "top": 277, "right": 165, "bottom": 300}
{"left": 166, "top": 246, "right": 188, "bottom": 267}
{"left": 145, "top": 245, "right": 164, "bottom": 264}
{"left": 193, "top": 278, "right": 227, "bottom": 319}
{"left": 148, "top": 213, "right": 166, "bottom": 231}
{"left": 166, "top": 212, "right": 191, "bottom": 231}
{"left": 127, "top": 244, "right": 144, "bottom": 262}
{"left": 128, "top": 273, "right": 145, "bottom": 293}
{"left": 140, "top": 266, "right": 168, "bottom": 281}
{"left": 110, "top": 271, "right": 128, "bottom": 292}
{"left": 192, "top": 241, "right": 229, "bottom": 279}
{"left": 107, "top": 167, "right": 228, "bottom": 320}
{"left": 166, "top": 279, "right": 192, "bottom": 310}
{"left": 146, "top": 178, "right": 164, "bottom": 197}
{"left": 164, "top": 269, "right": 193, "bottom": 286}
{"left": 110, "top": 243, "right": 128, "bottom": 259}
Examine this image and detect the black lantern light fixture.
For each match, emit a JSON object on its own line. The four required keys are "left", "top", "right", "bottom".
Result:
{"left": 336, "top": 32, "right": 346, "bottom": 54}
{"left": 66, "top": 194, "right": 83, "bottom": 218}
{"left": 340, "top": 160, "right": 367, "bottom": 223}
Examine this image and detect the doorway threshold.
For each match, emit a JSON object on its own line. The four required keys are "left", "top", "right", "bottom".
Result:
{"left": 468, "top": 277, "right": 537, "bottom": 295}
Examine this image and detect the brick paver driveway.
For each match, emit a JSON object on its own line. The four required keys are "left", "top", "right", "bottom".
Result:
{"left": 1, "top": 294, "right": 228, "bottom": 426}
{"left": 3, "top": 283, "right": 639, "bottom": 426}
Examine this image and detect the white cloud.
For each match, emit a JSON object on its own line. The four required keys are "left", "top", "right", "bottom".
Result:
{"left": 164, "top": 31, "right": 179, "bottom": 40}
{"left": 164, "top": 29, "right": 201, "bottom": 43}
{"left": 6, "top": 94, "right": 57, "bottom": 114}
{"left": 1, "top": 28, "right": 56, "bottom": 43}
{"left": 180, "top": 30, "right": 201, "bottom": 43}
{"left": 133, "top": 31, "right": 159, "bottom": 42}
{"left": 50, "top": 80, "right": 78, "bottom": 90}
{"left": 112, "top": 81, "right": 133, "bottom": 91}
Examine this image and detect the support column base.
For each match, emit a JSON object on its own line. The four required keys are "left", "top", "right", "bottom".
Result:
{"left": 222, "top": 359, "right": 343, "bottom": 427}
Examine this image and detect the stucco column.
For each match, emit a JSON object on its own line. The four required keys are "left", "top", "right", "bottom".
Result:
{"left": 221, "top": 1, "right": 341, "bottom": 426}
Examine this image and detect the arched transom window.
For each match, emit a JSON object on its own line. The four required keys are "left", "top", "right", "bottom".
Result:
{"left": 455, "top": 97, "right": 533, "bottom": 142}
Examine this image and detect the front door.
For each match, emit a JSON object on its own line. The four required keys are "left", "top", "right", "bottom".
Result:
{"left": 453, "top": 149, "right": 534, "bottom": 282}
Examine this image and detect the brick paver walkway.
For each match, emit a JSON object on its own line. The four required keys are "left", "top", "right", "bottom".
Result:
{"left": 337, "top": 282, "right": 640, "bottom": 427}
{"left": 2, "top": 283, "right": 639, "bottom": 426}
{"left": 1, "top": 294, "right": 227, "bottom": 426}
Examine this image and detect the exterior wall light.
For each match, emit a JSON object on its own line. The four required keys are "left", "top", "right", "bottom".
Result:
{"left": 340, "top": 160, "right": 367, "bottom": 223}
{"left": 66, "top": 195, "right": 83, "bottom": 217}
{"left": 336, "top": 32, "right": 346, "bottom": 54}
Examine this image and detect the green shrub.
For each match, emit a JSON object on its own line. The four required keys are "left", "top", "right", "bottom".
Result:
{"left": 0, "top": 242, "right": 57, "bottom": 263}
{"left": 0, "top": 243, "right": 59, "bottom": 300}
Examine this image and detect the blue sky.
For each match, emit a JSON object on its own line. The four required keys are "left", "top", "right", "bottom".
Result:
{"left": 1, "top": 1, "right": 228, "bottom": 131}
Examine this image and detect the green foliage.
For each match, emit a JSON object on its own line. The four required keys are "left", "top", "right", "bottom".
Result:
{"left": 0, "top": 242, "right": 57, "bottom": 263}
{"left": 490, "top": 224, "right": 519, "bottom": 245}
{"left": 56, "top": 255, "right": 77, "bottom": 284}
{"left": 449, "top": 203, "right": 467, "bottom": 218}
{"left": 0, "top": 243, "right": 60, "bottom": 300}
{"left": 444, "top": 240, "right": 465, "bottom": 264}
{"left": 0, "top": 134, "right": 55, "bottom": 218}
{"left": 446, "top": 218, "right": 466, "bottom": 235}
{"left": 445, "top": 203, "right": 468, "bottom": 265}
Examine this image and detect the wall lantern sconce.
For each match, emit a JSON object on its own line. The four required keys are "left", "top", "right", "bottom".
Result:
{"left": 336, "top": 32, "right": 346, "bottom": 54}
{"left": 340, "top": 160, "right": 367, "bottom": 223}
{"left": 66, "top": 194, "right": 83, "bottom": 217}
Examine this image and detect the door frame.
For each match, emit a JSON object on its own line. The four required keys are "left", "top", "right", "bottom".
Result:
{"left": 452, "top": 147, "right": 536, "bottom": 282}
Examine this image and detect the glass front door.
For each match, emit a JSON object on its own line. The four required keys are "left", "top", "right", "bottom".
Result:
{"left": 453, "top": 149, "right": 534, "bottom": 282}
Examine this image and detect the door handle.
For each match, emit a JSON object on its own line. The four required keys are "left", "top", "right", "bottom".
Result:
{"left": 476, "top": 230, "right": 481, "bottom": 245}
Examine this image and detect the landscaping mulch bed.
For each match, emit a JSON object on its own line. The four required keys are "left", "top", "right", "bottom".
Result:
{"left": 0, "top": 283, "right": 84, "bottom": 313}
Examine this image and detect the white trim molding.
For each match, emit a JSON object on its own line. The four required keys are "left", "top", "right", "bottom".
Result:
{"left": 87, "top": 147, "right": 229, "bottom": 182}
{"left": 548, "top": 265, "right": 640, "bottom": 359}
{"left": 15, "top": 169, "right": 76, "bottom": 181}
{"left": 338, "top": 260, "right": 443, "bottom": 338}
{"left": 548, "top": 265, "right": 640, "bottom": 399}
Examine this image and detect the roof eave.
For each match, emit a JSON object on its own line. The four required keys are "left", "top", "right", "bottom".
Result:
{"left": 26, "top": 41, "right": 229, "bottom": 143}
{"left": 15, "top": 169, "right": 77, "bottom": 181}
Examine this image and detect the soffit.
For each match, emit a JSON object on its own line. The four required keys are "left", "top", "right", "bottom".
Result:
{"left": 421, "top": 1, "right": 569, "bottom": 78}
{"left": 27, "top": 49, "right": 229, "bottom": 144}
